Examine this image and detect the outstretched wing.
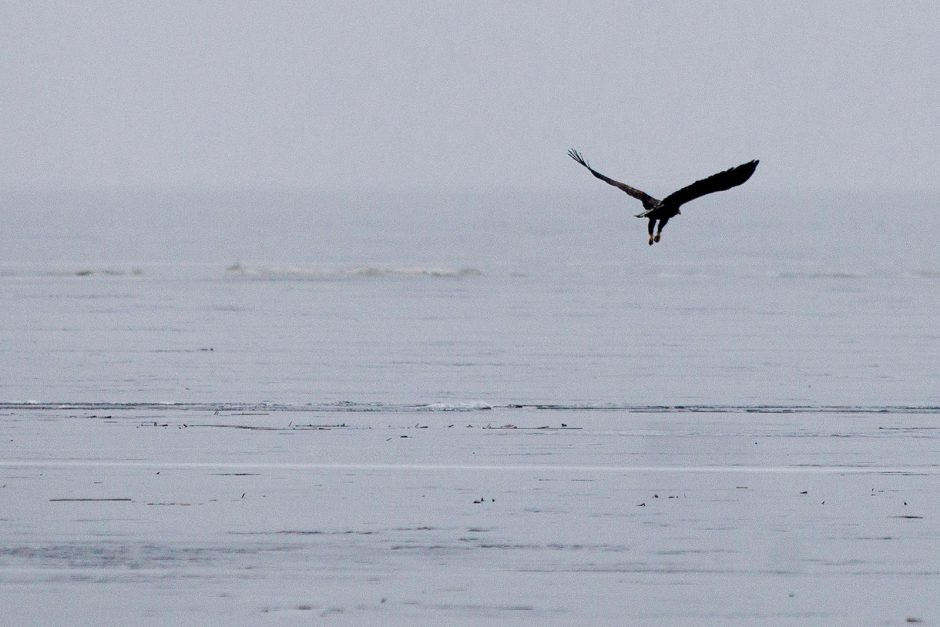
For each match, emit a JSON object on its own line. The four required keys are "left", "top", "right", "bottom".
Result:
{"left": 568, "top": 149, "right": 659, "bottom": 210}
{"left": 660, "top": 160, "right": 759, "bottom": 209}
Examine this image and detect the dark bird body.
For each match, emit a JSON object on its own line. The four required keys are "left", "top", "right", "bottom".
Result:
{"left": 568, "top": 149, "right": 759, "bottom": 245}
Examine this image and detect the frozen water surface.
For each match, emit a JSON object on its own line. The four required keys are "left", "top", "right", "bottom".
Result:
{"left": 1, "top": 404, "right": 937, "bottom": 625}
{"left": 1, "top": 189, "right": 938, "bottom": 624}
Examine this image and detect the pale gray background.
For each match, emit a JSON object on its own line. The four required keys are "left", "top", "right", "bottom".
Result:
{"left": 2, "top": 1, "right": 937, "bottom": 192}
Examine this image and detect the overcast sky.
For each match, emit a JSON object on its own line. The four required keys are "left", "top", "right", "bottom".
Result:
{"left": 2, "top": 1, "right": 937, "bottom": 191}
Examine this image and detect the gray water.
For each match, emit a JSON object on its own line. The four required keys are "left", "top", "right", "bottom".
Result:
{"left": 3, "top": 187, "right": 938, "bottom": 407}
{"left": 2, "top": 188, "right": 938, "bottom": 624}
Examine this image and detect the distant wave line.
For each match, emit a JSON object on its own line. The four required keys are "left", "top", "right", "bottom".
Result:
{"left": 0, "top": 267, "right": 145, "bottom": 278}
{"left": 225, "top": 263, "right": 482, "bottom": 280}
{"left": 4, "top": 265, "right": 940, "bottom": 281}
{"left": 3, "top": 401, "right": 940, "bottom": 415}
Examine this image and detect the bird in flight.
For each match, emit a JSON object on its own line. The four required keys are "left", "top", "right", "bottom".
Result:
{"left": 568, "top": 149, "right": 759, "bottom": 245}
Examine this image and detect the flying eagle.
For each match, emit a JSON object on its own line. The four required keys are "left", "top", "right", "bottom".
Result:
{"left": 568, "top": 149, "right": 759, "bottom": 245}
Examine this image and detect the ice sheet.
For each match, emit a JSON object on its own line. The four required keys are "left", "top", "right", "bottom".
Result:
{"left": 1, "top": 405, "right": 937, "bottom": 625}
